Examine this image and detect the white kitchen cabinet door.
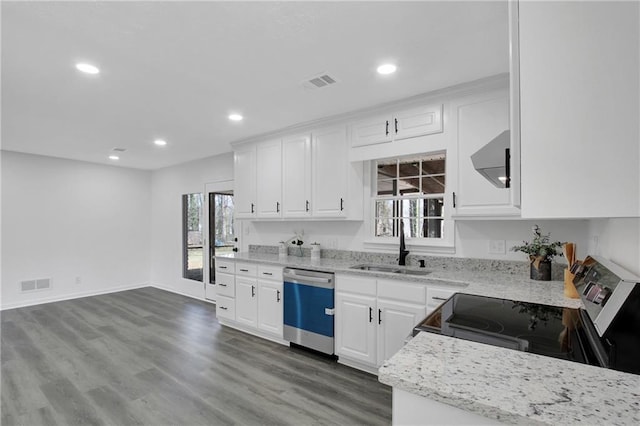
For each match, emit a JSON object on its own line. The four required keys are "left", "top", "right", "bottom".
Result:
{"left": 454, "top": 91, "right": 520, "bottom": 217}
{"left": 235, "top": 277, "right": 258, "bottom": 328}
{"left": 335, "top": 292, "right": 377, "bottom": 366}
{"left": 256, "top": 139, "right": 282, "bottom": 218}
{"left": 394, "top": 104, "right": 443, "bottom": 141}
{"left": 234, "top": 146, "right": 257, "bottom": 219}
{"left": 282, "top": 134, "right": 312, "bottom": 218}
{"left": 257, "top": 280, "right": 283, "bottom": 337}
{"left": 312, "top": 126, "right": 348, "bottom": 217}
{"left": 377, "top": 299, "right": 425, "bottom": 366}
{"left": 518, "top": 1, "right": 640, "bottom": 218}
{"left": 350, "top": 114, "right": 393, "bottom": 148}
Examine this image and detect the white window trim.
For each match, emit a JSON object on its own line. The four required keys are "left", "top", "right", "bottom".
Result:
{"left": 365, "top": 151, "right": 455, "bottom": 252}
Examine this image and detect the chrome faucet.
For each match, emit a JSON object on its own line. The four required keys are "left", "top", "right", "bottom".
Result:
{"left": 399, "top": 220, "right": 410, "bottom": 266}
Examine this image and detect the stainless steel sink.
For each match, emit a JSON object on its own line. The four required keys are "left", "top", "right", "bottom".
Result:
{"left": 349, "top": 264, "right": 430, "bottom": 276}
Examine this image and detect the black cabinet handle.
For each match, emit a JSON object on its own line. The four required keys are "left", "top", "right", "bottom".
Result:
{"left": 219, "top": 266, "right": 227, "bottom": 269}
{"left": 369, "top": 307, "right": 373, "bottom": 322}
{"left": 453, "top": 192, "right": 456, "bottom": 208}
{"left": 262, "top": 272, "right": 273, "bottom": 276}
{"left": 277, "top": 290, "right": 281, "bottom": 302}
{"left": 305, "top": 200, "right": 310, "bottom": 212}
{"left": 276, "top": 201, "right": 280, "bottom": 213}
{"left": 504, "top": 148, "right": 511, "bottom": 189}
{"left": 432, "top": 296, "right": 448, "bottom": 302}
{"left": 340, "top": 198, "right": 344, "bottom": 211}
{"left": 219, "top": 306, "right": 228, "bottom": 311}
{"left": 385, "top": 120, "right": 389, "bottom": 136}
{"left": 240, "top": 269, "right": 249, "bottom": 272}
{"left": 219, "top": 283, "right": 227, "bottom": 287}
{"left": 395, "top": 118, "right": 398, "bottom": 134}
{"left": 378, "top": 309, "right": 382, "bottom": 324}
{"left": 251, "top": 203, "right": 254, "bottom": 213}
{"left": 251, "top": 285, "right": 255, "bottom": 297}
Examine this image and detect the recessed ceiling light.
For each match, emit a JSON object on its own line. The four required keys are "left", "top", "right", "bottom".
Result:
{"left": 154, "top": 139, "right": 167, "bottom": 146}
{"left": 108, "top": 155, "right": 119, "bottom": 161}
{"left": 377, "top": 63, "right": 397, "bottom": 75}
{"left": 75, "top": 63, "right": 100, "bottom": 75}
{"left": 228, "top": 114, "right": 243, "bottom": 122}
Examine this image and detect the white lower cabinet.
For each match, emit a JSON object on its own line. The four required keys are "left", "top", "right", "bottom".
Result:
{"left": 335, "top": 291, "right": 377, "bottom": 365}
{"left": 257, "top": 280, "right": 283, "bottom": 336}
{"left": 235, "top": 276, "right": 258, "bottom": 328}
{"left": 377, "top": 299, "right": 426, "bottom": 363}
{"left": 216, "top": 295, "right": 236, "bottom": 321}
{"left": 335, "top": 274, "right": 434, "bottom": 372}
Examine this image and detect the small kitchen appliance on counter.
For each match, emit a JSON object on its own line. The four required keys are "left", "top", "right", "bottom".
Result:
{"left": 412, "top": 256, "right": 640, "bottom": 374}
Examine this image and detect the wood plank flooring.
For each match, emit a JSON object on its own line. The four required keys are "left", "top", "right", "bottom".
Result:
{"left": 1, "top": 287, "right": 392, "bottom": 425}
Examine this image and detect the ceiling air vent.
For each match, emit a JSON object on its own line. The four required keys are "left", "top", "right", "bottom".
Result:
{"left": 303, "top": 73, "right": 338, "bottom": 90}
{"left": 113, "top": 147, "right": 127, "bottom": 152}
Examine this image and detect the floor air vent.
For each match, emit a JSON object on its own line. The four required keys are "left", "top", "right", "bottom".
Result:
{"left": 21, "top": 278, "right": 51, "bottom": 292}
{"left": 303, "top": 73, "right": 338, "bottom": 90}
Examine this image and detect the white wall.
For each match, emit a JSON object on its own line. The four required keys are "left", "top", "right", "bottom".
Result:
{"left": 588, "top": 218, "right": 640, "bottom": 276}
{"left": 149, "top": 152, "right": 233, "bottom": 299}
{"left": 1, "top": 151, "right": 152, "bottom": 309}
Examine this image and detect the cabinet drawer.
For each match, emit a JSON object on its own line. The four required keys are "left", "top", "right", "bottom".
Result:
{"left": 216, "top": 295, "right": 236, "bottom": 321}
{"left": 377, "top": 279, "right": 426, "bottom": 304}
{"left": 235, "top": 262, "right": 258, "bottom": 277}
{"left": 258, "top": 265, "right": 283, "bottom": 281}
{"left": 427, "top": 287, "right": 457, "bottom": 310}
{"left": 216, "top": 259, "right": 235, "bottom": 274}
{"left": 336, "top": 274, "right": 376, "bottom": 296}
{"left": 215, "top": 273, "right": 235, "bottom": 298}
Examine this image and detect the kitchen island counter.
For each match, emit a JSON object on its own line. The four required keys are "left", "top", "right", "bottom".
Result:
{"left": 378, "top": 331, "right": 640, "bottom": 425}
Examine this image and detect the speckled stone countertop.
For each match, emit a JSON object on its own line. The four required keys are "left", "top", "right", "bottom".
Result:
{"left": 217, "top": 251, "right": 582, "bottom": 309}
{"left": 379, "top": 332, "right": 640, "bottom": 425}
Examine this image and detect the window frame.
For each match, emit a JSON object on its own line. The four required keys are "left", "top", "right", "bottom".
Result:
{"left": 366, "top": 151, "right": 455, "bottom": 252}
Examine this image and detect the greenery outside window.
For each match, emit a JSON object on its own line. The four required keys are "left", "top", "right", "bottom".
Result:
{"left": 374, "top": 153, "right": 446, "bottom": 240}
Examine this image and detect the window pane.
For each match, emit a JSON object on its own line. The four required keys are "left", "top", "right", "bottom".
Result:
{"left": 399, "top": 199, "right": 418, "bottom": 217}
{"left": 398, "top": 160, "right": 421, "bottom": 178}
{"left": 421, "top": 175, "right": 445, "bottom": 194}
{"left": 376, "top": 199, "right": 395, "bottom": 218}
{"left": 401, "top": 218, "right": 419, "bottom": 238}
{"left": 398, "top": 176, "right": 420, "bottom": 195}
{"left": 423, "top": 198, "right": 444, "bottom": 217}
{"left": 183, "top": 193, "right": 203, "bottom": 282}
{"left": 422, "top": 157, "right": 446, "bottom": 175}
{"left": 421, "top": 218, "right": 444, "bottom": 238}
{"left": 377, "top": 178, "right": 396, "bottom": 196}
{"left": 375, "top": 218, "right": 395, "bottom": 237}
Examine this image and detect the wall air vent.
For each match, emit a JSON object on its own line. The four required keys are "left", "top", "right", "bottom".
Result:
{"left": 21, "top": 278, "right": 51, "bottom": 292}
{"left": 303, "top": 73, "right": 338, "bottom": 90}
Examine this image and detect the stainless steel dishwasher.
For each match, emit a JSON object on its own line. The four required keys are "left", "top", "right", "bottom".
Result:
{"left": 283, "top": 268, "right": 335, "bottom": 355}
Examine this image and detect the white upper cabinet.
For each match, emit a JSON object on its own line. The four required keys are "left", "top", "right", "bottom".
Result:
{"left": 453, "top": 88, "right": 520, "bottom": 217}
{"left": 350, "top": 104, "right": 443, "bottom": 148}
{"left": 282, "top": 134, "right": 312, "bottom": 218}
{"left": 256, "top": 139, "right": 282, "bottom": 218}
{"left": 312, "top": 126, "right": 349, "bottom": 217}
{"left": 518, "top": 0, "right": 639, "bottom": 218}
{"left": 234, "top": 145, "right": 257, "bottom": 219}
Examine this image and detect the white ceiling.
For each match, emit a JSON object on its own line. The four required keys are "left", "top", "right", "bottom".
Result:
{"left": 1, "top": 1, "right": 509, "bottom": 170}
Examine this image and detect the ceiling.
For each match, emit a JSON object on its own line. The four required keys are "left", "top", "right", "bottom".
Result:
{"left": 1, "top": 1, "right": 509, "bottom": 170}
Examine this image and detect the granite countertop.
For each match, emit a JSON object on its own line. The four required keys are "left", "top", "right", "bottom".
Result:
{"left": 379, "top": 332, "right": 640, "bottom": 425}
{"left": 217, "top": 252, "right": 582, "bottom": 309}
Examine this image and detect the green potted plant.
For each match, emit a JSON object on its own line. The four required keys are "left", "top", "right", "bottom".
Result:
{"left": 512, "top": 225, "right": 563, "bottom": 281}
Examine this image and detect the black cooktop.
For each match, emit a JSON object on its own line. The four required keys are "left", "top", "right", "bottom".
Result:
{"left": 415, "top": 293, "right": 599, "bottom": 366}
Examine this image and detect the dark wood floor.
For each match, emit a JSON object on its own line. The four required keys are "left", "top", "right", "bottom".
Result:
{"left": 1, "top": 287, "right": 391, "bottom": 425}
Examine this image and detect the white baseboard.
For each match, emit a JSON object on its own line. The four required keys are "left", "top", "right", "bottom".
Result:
{"left": 149, "top": 282, "right": 215, "bottom": 305}
{"left": 0, "top": 282, "right": 150, "bottom": 311}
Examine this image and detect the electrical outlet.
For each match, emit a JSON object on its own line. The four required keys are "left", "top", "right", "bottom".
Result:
{"left": 488, "top": 240, "right": 506, "bottom": 254}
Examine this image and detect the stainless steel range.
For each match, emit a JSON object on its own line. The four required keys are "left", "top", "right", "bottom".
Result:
{"left": 413, "top": 256, "right": 640, "bottom": 374}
